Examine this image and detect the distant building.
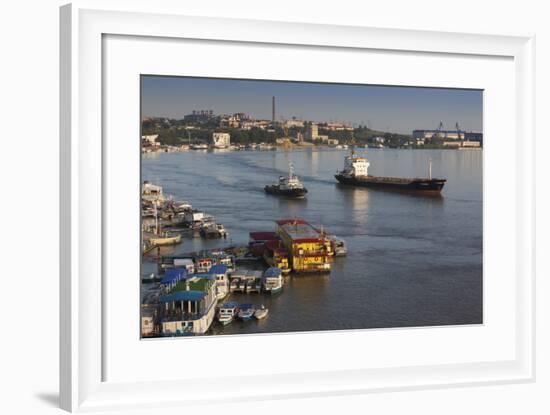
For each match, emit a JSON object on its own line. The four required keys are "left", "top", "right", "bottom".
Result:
{"left": 285, "top": 119, "right": 305, "bottom": 128}
{"left": 212, "top": 132, "right": 230, "bottom": 148}
{"left": 327, "top": 139, "right": 339, "bottom": 146}
{"left": 184, "top": 110, "right": 215, "bottom": 123}
{"left": 413, "top": 129, "right": 483, "bottom": 142}
{"left": 141, "top": 134, "right": 160, "bottom": 146}
{"left": 323, "top": 122, "right": 354, "bottom": 131}
{"left": 305, "top": 122, "right": 319, "bottom": 141}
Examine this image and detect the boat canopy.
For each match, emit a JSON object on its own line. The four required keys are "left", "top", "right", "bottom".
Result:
{"left": 220, "top": 301, "right": 239, "bottom": 309}
{"left": 160, "top": 268, "right": 187, "bottom": 285}
{"left": 160, "top": 290, "right": 206, "bottom": 303}
{"left": 264, "top": 267, "right": 282, "bottom": 277}
{"left": 207, "top": 264, "right": 228, "bottom": 275}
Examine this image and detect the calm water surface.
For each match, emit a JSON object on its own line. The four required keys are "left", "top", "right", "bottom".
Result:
{"left": 142, "top": 148, "right": 483, "bottom": 334}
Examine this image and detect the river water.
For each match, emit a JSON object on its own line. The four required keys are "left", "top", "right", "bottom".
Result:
{"left": 142, "top": 147, "right": 483, "bottom": 335}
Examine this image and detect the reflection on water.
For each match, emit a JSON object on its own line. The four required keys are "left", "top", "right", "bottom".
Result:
{"left": 142, "top": 148, "right": 483, "bottom": 334}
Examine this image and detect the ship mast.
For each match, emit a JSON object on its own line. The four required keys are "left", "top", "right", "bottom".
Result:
{"left": 428, "top": 158, "right": 432, "bottom": 180}
{"left": 289, "top": 162, "right": 295, "bottom": 179}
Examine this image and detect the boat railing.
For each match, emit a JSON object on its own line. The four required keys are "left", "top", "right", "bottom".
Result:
{"left": 162, "top": 310, "right": 204, "bottom": 322}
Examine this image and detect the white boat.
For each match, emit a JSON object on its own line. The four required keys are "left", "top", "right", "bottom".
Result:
{"left": 149, "top": 232, "right": 182, "bottom": 247}
{"left": 209, "top": 264, "right": 230, "bottom": 300}
{"left": 142, "top": 181, "right": 165, "bottom": 203}
{"left": 190, "top": 143, "right": 208, "bottom": 150}
{"left": 262, "top": 267, "right": 283, "bottom": 294}
{"left": 237, "top": 304, "right": 255, "bottom": 321}
{"left": 217, "top": 301, "right": 239, "bottom": 326}
{"left": 329, "top": 236, "right": 348, "bottom": 257}
{"left": 254, "top": 305, "right": 269, "bottom": 320}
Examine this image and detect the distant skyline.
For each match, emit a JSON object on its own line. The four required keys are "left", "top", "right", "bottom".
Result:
{"left": 141, "top": 76, "right": 483, "bottom": 135}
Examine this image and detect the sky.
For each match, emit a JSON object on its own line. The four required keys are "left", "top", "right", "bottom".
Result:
{"left": 141, "top": 76, "right": 483, "bottom": 135}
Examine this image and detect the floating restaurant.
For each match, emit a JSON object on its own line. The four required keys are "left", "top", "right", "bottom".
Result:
{"left": 159, "top": 274, "right": 217, "bottom": 335}
{"left": 275, "top": 219, "right": 332, "bottom": 273}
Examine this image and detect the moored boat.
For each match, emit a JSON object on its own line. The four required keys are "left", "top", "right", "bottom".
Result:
{"left": 254, "top": 305, "right": 269, "bottom": 320}
{"left": 217, "top": 301, "right": 239, "bottom": 326}
{"left": 149, "top": 232, "right": 182, "bottom": 247}
{"left": 262, "top": 267, "right": 284, "bottom": 294}
{"left": 237, "top": 304, "right": 256, "bottom": 321}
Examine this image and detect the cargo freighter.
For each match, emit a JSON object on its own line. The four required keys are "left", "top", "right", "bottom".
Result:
{"left": 334, "top": 147, "right": 446, "bottom": 194}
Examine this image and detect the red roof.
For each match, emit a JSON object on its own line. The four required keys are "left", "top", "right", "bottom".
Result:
{"left": 249, "top": 231, "right": 278, "bottom": 242}
{"left": 275, "top": 219, "right": 308, "bottom": 226}
{"left": 264, "top": 239, "right": 286, "bottom": 250}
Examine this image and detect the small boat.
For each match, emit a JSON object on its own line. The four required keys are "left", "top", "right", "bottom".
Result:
{"left": 264, "top": 163, "right": 308, "bottom": 198}
{"left": 229, "top": 278, "right": 240, "bottom": 293}
{"left": 262, "top": 267, "right": 283, "bottom": 294}
{"left": 149, "top": 232, "right": 182, "bottom": 247}
{"left": 216, "top": 224, "right": 228, "bottom": 238}
{"left": 217, "top": 301, "right": 239, "bottom": 326}
{"left": 237, "top": 304, "right": 256, "bottom": 321}
{"left": 237, "top": 279, "right": 248, "bottom": 293}
{"left": 329, "top": 236, "right": 348, "bottom": 257}
{"left": 254, "top": 305, "right": 269, "bottom": 320}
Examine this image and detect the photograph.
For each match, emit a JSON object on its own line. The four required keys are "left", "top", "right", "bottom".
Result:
{"left": 140, "top": 76, "right": 483, "bottom": 338}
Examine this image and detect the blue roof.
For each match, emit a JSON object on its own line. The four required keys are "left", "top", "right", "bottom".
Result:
{"left": 263, "top": 267, "right": 282, "bottom": 278}
{"left": 220, "top": 301, "right": 239, "bottom": 308}
{"left": 160, "top": 290, "right": 206, "bottom": 303}
{"left": 208, "top": 264, "right": 228, "bottom": 275}
{"left": 161, "top": 268, "right": 187, "bottom": 285}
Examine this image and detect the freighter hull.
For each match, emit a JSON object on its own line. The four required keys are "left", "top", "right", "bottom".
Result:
{"left": 335, "top": 174, "right": 446, "bottom": 195}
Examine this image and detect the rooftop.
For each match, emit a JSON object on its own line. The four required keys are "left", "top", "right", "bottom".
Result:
{"left": 160, "top": 290, "right": 206, "bottom": 303}
{"left": 160, "top": 268, "right": 187, "bottom": 285}
{"left": 172, "top": 276, "right": 213, "bottom": 293}
{"left": 277, "top": 219, "right": 322, "bottom": 240}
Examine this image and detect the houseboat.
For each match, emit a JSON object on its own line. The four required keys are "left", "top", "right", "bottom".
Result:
{"left": 276, "top": 219, "right": 333, "bottom": 273}
{"left": 142, "top": 181, "right": 164, "bottom": 204}
{"left": 208, "top": 264, "right": 230, "bottom": 300}
{"left": 217, "top": 301, "right": 239, "bottom": 326}
{"left": 262, "top": 267, "right": 284, "bottom": 294}
{"left": 159, "top": 274, "right": 217, "bottom": 335}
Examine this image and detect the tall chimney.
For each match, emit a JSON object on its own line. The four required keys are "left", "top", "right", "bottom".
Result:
{"left": 272, "top": 96, "right": 276, "bottom": 123}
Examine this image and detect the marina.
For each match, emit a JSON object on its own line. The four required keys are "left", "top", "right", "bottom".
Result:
{"left": 141, "top": 147, "right": 482, "bottom": 337}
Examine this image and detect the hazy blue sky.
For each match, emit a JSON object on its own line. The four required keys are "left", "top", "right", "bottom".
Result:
{"left": 141, "top": 76, "right": 483, "bottom": 134}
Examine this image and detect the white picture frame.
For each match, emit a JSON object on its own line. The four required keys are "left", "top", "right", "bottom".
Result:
{"left": 60, "top": 1, "right": 535, "bottom": 412}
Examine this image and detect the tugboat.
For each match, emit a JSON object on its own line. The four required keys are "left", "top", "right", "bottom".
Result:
{"left": 264, "top": 163, "right": 308, "bottom": 198}
{"left": 335, "top": 145, "right": 446, "bottom": 195}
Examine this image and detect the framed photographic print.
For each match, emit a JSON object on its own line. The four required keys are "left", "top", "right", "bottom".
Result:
{"left": 60, "top": 2, "right": 535, "bottom": 412}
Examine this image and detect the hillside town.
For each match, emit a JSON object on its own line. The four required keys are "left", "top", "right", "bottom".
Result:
{"left": 141, "top": 97, "right": 482, "bottom": 153}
